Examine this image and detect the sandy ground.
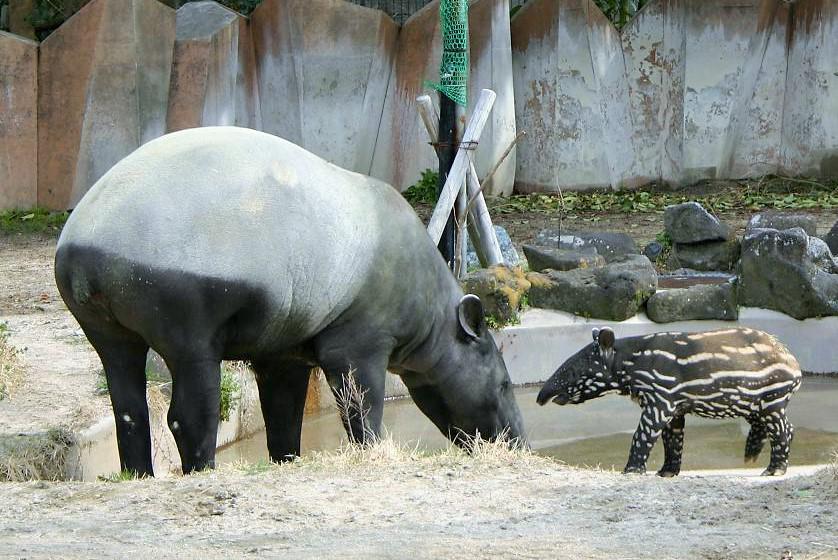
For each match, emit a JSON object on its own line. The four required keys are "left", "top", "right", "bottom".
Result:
{"left": 0, "top": 445, "right": 836, "bottom": 559}
{"left": 0, "top": 235, "right": 108, "bottom": 436}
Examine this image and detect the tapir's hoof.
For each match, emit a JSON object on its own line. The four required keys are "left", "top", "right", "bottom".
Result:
{"left": 622, "top": 466, "right": 646, "bottom": 475}
{"left": 657, "top": 469, "right": 680, "bottom": 478}
{"left": 761, "top": 466, "right": 787, "bottom": 476}
{"left": 744, "top": 455, "right": 759, "bottom": 464}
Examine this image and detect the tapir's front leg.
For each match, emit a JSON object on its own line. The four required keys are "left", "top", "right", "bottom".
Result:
{"left": 624, "top": 406, "right": 670, "bottom": 474}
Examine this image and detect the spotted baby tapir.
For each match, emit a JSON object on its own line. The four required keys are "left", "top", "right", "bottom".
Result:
{"left": 536, "top": 327, "right": 802, "bottom": 476}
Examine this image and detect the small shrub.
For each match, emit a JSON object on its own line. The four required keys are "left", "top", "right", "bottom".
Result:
{"left": 402, "top": 169, "right": 439, "bottom": 205}
{"left": 219, "top": 364, "right": 242, "bottom": 423}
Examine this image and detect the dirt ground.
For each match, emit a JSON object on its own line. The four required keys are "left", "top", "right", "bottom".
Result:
{"left": 1, "top": 206, "right": 838, "bottom": 559}
{"left": 0, "top": 444, "right": 836, "bottom": 559}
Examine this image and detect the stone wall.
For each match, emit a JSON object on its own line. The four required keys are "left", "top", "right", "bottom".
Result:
{"left": 1, "top": 0, "right": 838, "bottom": 210}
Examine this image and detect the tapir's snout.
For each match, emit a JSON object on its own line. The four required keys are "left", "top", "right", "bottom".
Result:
{"left": 536, "top": 375, "right": 567, "bottom": 406}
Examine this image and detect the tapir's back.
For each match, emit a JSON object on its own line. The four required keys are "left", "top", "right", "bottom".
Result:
{"left": 622, "top": 328, "right": 801, "bottom": 386}
{"left": 56, "top": 127, "right": 442, "bottom": 348}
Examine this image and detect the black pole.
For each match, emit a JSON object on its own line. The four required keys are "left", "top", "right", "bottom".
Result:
{"left": 437, "top": 94, "right": 457, "bottom": 271}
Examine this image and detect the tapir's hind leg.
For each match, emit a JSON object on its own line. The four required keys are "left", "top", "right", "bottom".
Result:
{"left": 251, "top": 358, "right": 311, "bottom": 462}
{"left": 744, "top": 415, "right": 768, "bottom": 464}
{"left": 762, "top": 410, "right": 794, "bottom": 476}
{"left": 658, "top": 414, "right": 686, "bottom": 477}
{"left": 84, "top": 328, "right": 153, "bottom": 477}
{"left": 164, "top": 355, "right": 221, "bottom": 474}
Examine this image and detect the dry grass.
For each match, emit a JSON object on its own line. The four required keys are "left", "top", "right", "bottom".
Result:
{"left": 0, "top": 325, "right": 24, "bottom": 400}
{"left": 0, "top": 429, "right": 74, "bottom": 481}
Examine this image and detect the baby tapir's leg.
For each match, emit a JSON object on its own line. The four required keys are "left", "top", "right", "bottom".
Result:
{"left": 658, "top": 415, "right": 686, "bottom": 478}
{"left": 624, "top": 406, "right": 671, "bottom": 474}
{"left": 744, "top": 415, "right": 768, "bottom": 464}
{"left": 762, "top": 410, "right": 794, "bottom": 476}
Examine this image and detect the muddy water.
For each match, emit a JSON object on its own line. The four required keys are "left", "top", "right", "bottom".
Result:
{"left": 217, "top": 377, "right": 838, "bottom": 471}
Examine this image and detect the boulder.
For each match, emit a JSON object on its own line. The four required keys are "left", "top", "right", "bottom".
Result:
{"left": 822, "top": 220, "right": 838, "bottom": 256}
{"left": 739, "top": 227, "right": 838, "bottom": 320}
{"left": 527, "top": 255, "right": 657, "bottom": 321}
{"left": 533, "top": 230, "right": 638, "bottom": 262}
{"left": 642, "top": 241, "right": 663, "bottom": 262}
{"left": 467, "top": 225, "right": 521, "bottom": 269}
{"left": 670, "top": 239, "right": 741, "bottom": 272}
{"left": 522, "top": 245, "right": 605, "bottom": 273}
{"left": 461, "top": 265, "right": 531, "bottom": 327}
{"left": 664, "top": 202, "right": 730, "bottom": 244}
{"left": 747, "top": 211, "right": 817, "bottom": 237}
{"left": 646, "top": 283, "right": 738, "bottom": 323}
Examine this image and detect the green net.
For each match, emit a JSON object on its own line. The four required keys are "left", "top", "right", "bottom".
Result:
{"left": 425, "top": 0, "right": 469, "bottom": 107}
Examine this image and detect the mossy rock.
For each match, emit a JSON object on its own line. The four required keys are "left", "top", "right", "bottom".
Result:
{"left": 461, "top": 265, "right": 531, "bottom": 328}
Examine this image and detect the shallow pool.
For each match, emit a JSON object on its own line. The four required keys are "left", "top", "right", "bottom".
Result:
{"left": 217, "top": 377, "right": 838, "bottom": 471}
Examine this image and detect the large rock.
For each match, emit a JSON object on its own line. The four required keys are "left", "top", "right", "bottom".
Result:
{"left": 533, "top": 230, "right": 638, "bottom": 262}
{"left": 527, "top": 255, "right": 657, "bottom": 321}
{"left": 522, "top": 245, "right": 604, "bottom": 273}
{"left": 747, "top": 211, "right": 817, "bottom": 236}
{"left": 37, "top": 0, "right": 176, "bottom": 209}
{"left": 664, "top": 202, "right": 730, "bottom": 244}
{"left": 646, "top": 283, "right": 738, "bottom": 323}
{"left": 739, "top": 227, "right": 838, "bottom": 320}
{"left": 466, "top": 225, "right": 520, "bottom": 269}
{"left": 166, "top": 1, "right": 261, "bottom": 132}
{"left": 461, "top": 265, "right": 531, "bottom": 326}
{"left": 824, "top": 221, "right": 838, "bottom": 256}
{"left": 670, "top": 239, "right": 741, "bottom": 272}
{"left": 0, "top": 31, "right": 37, "bottom": 209}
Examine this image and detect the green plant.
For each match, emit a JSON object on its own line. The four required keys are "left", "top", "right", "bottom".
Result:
{"left": 98, "top": 469, "right": 141, "bottom": 482}
{"left": 402, "top": 169, "right": 440, "bottom": 205}
{"left": 219, "top": 366, "right": 242, "bottom": 423}
{"left": 0, "top": 208, "right": 69, "bottom": 235}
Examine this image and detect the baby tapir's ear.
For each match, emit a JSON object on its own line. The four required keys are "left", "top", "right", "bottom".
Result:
{"left": 458, "top": 294, "right": 486, "bottom": 340}
{"left": 596, "top": 327, "right": 615, "bottom": 365}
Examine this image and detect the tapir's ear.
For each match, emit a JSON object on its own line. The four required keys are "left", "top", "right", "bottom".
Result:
{"left": 592, "top": 328, "right": 600, "bottom": 343}
{"left": 597, "top": 327, "right": 615, "bottom": 351}
{"left": 597, "top": 327, "right": 615, "bottom": 364}
{"left": 458, "top": 294, "right": 486, "bottom": 340}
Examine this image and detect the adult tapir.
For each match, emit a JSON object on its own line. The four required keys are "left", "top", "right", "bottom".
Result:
{"left": 55, "top": 126, "right": 525, "bottom": 476}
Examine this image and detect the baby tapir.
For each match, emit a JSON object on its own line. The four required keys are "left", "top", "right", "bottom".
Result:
{"left": 537, "top": 327, "right": 802, "bottom": 476}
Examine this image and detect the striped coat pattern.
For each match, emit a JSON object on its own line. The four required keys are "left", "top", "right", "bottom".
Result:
{"left": 537, "top": 327, "right": 802, "bottom": 476}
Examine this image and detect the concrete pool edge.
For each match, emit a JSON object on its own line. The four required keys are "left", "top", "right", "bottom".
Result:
{"left": 496, "top": 307, "right": 838, "bottom": 385}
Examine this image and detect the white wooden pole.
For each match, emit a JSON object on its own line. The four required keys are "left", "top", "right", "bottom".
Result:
{"left": 416, "top": 94, "right": 504, "bottom": 266}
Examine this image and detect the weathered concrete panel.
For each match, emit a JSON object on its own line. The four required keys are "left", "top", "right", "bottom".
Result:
{"left": 0, "top": 31, "right": 37, "bottom": 209}
{"left": 251, "top": 0, "right": 398, "bottom": 174}
{"left": 371, "top": 0, "right": 518, "bottom": 195}
{"left": 512, "top": 0, "right": 633, "bottom": 192}
{"left": 781, "top": 0, "right": 838, "bottom": 177}
{"left": 167, "top": 2, "right": 260, "bottom": 132}
{"left": 38, "top": 0, "right": 175, "bottom": 209}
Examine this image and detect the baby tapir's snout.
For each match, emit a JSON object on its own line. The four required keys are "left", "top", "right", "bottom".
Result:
{"left": 537, "top": 327, "right": 619, "bottom": 406}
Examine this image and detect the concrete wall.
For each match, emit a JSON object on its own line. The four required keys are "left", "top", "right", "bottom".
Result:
{"left": 2, "top": 0, "right": 838, "bottom": 209}
{"left": 371, "top": 0, "right": 517, "bottom": 196}
{"left": 37, "top": 0, "right": 175, "bottom": 209}
{"left": 0, "top": 31, "right": 37, "bottom": 208}
{"left": 512, "top": 0, "right": 838, "bottom": 192}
